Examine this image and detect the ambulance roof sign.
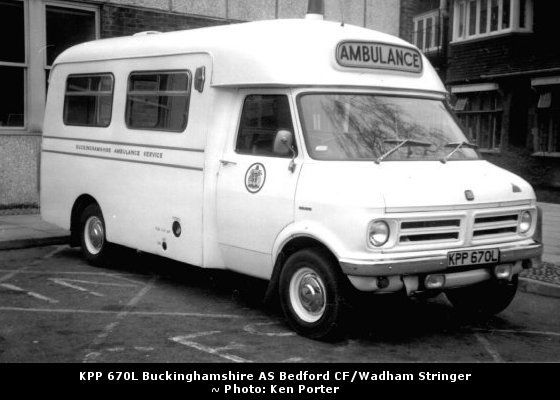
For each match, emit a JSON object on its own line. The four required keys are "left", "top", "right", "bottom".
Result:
{"left": 336, "top": 41, "right": 423, "bottom": 74}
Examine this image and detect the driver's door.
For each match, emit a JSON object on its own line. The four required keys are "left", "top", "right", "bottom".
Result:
{"left": 216, "top": 91, "right": 302, "bottom": 279}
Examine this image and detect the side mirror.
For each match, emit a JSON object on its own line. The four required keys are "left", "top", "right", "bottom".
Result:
{"left": 273, "top": 129, "right": 297, "bottom": 173}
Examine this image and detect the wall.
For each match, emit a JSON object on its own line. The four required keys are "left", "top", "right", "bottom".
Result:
{"left": 100, "top": 3, "right": 229, "bottom": 37}
{"left": 94, "top": 0, "right": 401, "bottom": 35}
{"left": 0, "top": 135, "right": 41, "bottom": 209}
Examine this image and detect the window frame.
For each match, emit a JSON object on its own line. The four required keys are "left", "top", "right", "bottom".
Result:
{"left": 296, "top": 91, "right": 482, "bottom": 162}
{"left": 235, "top": 94, "right": 298, "bottom": 158}
{"left": 452, "top": 0, "right": 533, "bottom": 43}
{"left": 43, "top": 0, "right": 100, "bottom": 70}
{"left": 452, "top": 90, "right": 503, "bottom": 152}
{"left": 125, "top": 69, "right": 192, "bottom": 133}
{"left": 413, "top": 10, "right": 442, "bottom": 53}
{"left": 63, "top": 73, "right": 115, "bottom": 128}
{"left": 0, "top": 0, "right": 27, "bottom": 131}
{"left": 533, "top": 87, "right": 560, "bottom": 155}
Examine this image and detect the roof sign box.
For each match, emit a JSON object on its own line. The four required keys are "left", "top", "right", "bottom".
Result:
{"left": 336, "top": 41, "right": 423, "bottom": 74}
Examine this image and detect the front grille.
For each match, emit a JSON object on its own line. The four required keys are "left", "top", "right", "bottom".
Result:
{"left": 473, "top": 212, "right": 519, "bottom": 239}
{"left": 398, "top": 218, "right": 462, "bottom": 244}
{"left": 401, "top": 220, "right": 460, "bottom": 229}
{"left": 401, "top": 232, "right": 460, "bottom": 242}
{"left": 475, "top": 215, "right": 518, "bottom": 224}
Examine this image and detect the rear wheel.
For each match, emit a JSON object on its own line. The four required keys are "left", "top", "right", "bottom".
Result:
{"left": 279, "top": 248, "right": 349, "bottom": 341}
{"left": 79, "top": 203, "right": 110, "bottom": 266}
{"left": 445, "top": 276, "right": 519, "bottom": 317}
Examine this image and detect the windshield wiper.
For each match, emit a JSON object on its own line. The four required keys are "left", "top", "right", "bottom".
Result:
{"left": 440, "top": 141, "right": 478, "bottom": 164}
{"left": 374, "top": 139, "right": 432, "bottom": 164}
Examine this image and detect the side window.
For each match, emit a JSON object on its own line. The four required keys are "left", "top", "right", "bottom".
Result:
{"left": 64, "top": 74, "right": 113, "bottom": 127}
{"left": 236, "top": 95, "right": 296, "bottom": 157}
{"left": 126, "top": 71, "right": 191, "bottom": 132}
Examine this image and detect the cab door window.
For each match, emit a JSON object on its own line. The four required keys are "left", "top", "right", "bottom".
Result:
{"left": 236, "top": 95, "right": 296, "bottom": 157}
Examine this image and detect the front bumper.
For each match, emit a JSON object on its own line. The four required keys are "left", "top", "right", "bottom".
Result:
{"left": 339, "top": 241, "right": 543, "bottom": 277}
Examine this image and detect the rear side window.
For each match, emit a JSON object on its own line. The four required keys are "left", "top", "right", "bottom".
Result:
{"left": 64, "top": 74, "right": 114, "bottom": 127}
{"left": 126, "top": 71, "right": 191, "bottom": 132}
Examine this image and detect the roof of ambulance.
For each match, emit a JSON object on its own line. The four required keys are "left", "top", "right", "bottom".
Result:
{"left": 53, "top": 18, "right": 446, "bottom": 93}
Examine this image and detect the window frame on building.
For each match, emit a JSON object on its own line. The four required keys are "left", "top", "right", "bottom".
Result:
{"left": 452, "top": 0, "right": 533, "bottom": 43}
{"left": 0, "top": 0, "right": 27, "bottom": 130}
{"left": 413, "top": 9, "right": 442, "bottom": 53}
{"left": 0, "top": 0, "right": 100, "bottom": 135}
{"left": 43, "top": 1, "right": 100, "bottom": 91}
{"left": 451, "top": 84, "right": 503, "bottom": 152}
{"left": 531, "top": 77, "right": 560, "bottom": 157}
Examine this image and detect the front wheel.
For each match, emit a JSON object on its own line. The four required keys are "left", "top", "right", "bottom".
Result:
{"left": 279, "top": 248, "right": 350, "bottom": 341}
{"left": 445, "top": 275, "right": 519, "bottom": 317}
{"left": 79, "top": 203, "right": 110, "bottom": 266}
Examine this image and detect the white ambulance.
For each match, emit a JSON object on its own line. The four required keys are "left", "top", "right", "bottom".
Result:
{"left": 41, "top": 5, "right": 542, "bottom": 340}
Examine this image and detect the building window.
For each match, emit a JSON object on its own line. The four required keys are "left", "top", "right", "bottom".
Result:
{"left": 453, "top": 0, "right": 533, "bottom": 42}
{"left": 45, "top": 3, "right": 98, "bottom": 91}
{"left": 236, "top": 95, "right": 296, "bottom": 157}
{"left": 453, "top": 91, "right": 503, "bottom": 150}
{"left": 413, "top": 10, "right": 441, "bottom": 53}
{"left": 64, "top": 74, "right": 113, "bottom": 127}
{"left": 0, "top": 0, "right": 25, "bottom": 128}
{"left": 126, "top": 71, "right": 191, "bottom": 132}
{"left": 45, "top": 5, "right": 97, "bottom": 67}
{"left": 534, "top": 90, "right": 560, "bottom": 154}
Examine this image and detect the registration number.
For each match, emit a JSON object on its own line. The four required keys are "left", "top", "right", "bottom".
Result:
{"left": 447, "top": 248, "right": 500, "bottom": 267}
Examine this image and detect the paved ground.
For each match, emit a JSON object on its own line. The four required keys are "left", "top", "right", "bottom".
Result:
{"left": 0, "top": 214, "right": 68, "bottom": 250}
{"left": 0, "top": 204, "right": 559, "bottom": 363}
{"left": 0, "top": 245, "right": 559, "bottom": 363}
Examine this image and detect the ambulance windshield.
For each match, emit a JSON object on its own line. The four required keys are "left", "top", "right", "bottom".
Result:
{"left": 298, "top": 94, "right": 479, "bottom": 162}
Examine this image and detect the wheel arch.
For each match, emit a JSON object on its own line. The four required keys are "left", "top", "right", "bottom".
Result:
{"left": 264, "top": 233, "right": 342, "bottom": 305}
{"left": 69, "top": 194, "right": 99, "bottom": 247}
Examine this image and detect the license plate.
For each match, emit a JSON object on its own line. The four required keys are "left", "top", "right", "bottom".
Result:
{"left": 447, "top": 248, "right": 500, "bottom": 267}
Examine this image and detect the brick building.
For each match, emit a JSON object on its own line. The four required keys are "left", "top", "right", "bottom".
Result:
{"left": 402, "top": 0, "right": 560, "bottom": 189}
{"left": 0, "top": 0, "right": 400, "bottom": 210}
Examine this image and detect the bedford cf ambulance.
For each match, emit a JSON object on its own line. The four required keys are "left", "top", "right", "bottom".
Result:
{"left": 40, "top": 4, "right": 543, "bottom": 340}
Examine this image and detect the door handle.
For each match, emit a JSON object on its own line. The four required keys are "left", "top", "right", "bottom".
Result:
{"left": 219, "top": 159, "right": 237, "bottom": 166}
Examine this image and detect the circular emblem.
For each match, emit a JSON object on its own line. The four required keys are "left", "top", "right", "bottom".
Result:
{"left": 245, "top": 163, "right": 266, "bottom": 194}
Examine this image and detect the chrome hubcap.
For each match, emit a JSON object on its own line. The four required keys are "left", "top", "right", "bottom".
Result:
{"left": 299, "top": 275, "right": 325, "bottom": 314}
{"left": 289, "top": 267, "right": 326, "bottom": 323}
{"left": 85, "top": 216, "right": 104, "bottom": 255}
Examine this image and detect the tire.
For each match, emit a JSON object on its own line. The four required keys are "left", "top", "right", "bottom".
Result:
{"left": 279, "top": 248, "right": 350, "bottom": 341}
{"left": 79, "top": 203, "right": 110, "bottom": 266}
{"left": 445, "top": 275, "right": 519, "bottom": 317}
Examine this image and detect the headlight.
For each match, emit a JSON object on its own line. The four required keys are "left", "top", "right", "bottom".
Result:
{"left": 368, "top": 221, "right": 390, "bottom": 247}
{"left": 519, "top": 211, "right": 532, "bottom": 234}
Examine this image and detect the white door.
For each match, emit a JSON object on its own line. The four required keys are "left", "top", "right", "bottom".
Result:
{"left": 216, "top": 91, "right": 301, "bottom": 279}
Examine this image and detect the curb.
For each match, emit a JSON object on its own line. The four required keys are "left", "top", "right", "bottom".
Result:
{"left": 519, "top": 277, "right": 560, "bottom": 299}
{"left": 0, "top": 236, "right": 70, "bottom": 251}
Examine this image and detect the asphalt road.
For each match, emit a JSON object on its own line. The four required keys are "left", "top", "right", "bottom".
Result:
{"left": 0, "top": 245, "right": 559, "bottom": 363}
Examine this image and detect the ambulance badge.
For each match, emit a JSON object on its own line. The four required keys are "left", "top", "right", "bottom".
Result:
{"left": 245, "top": 163, "right": 266, "bottom": 194}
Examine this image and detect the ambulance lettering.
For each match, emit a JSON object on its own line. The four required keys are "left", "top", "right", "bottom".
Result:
{"left": 336, "top": 41, "right": 422, "bottom": 73}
